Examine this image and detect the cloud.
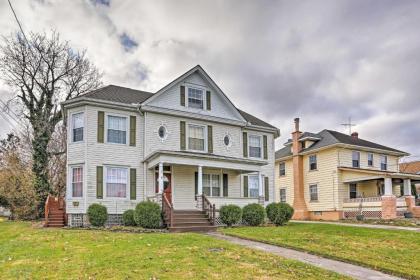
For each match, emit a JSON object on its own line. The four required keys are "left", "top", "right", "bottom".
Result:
{"left": 0, "top": 0, "right": 419, "bottom": 157}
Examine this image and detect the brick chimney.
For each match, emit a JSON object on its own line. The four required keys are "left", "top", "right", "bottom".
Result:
{"left": 291, "top": 118, "right": 309, "bottom": 219}
{"left": 351, "top": 132, "right": 358, "bottom": 139}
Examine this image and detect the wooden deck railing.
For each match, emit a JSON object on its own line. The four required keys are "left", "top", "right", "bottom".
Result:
{"left": 162, "top": 193, "right": 173, "bottom": 227}
{"left": 44, "top": 194, "right": 52, "bottom": 226}
{"left": 202, "top": 194, "right": 216, "bottom": 225}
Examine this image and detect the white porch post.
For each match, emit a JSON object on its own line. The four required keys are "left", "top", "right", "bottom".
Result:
{"left": 198, "top": 165, "right": 203, "bottom": 196}
{"left": 384, "top": 177, "right": 393, "bottom": 196}
{"left": 158, "top": 162, "right": 164, "bottom": 193}
{"left": 403, "top": 179, "right": 412, "bottom": 196}
{"left": 258, "top": 172, "right": 264, "bottom": 197}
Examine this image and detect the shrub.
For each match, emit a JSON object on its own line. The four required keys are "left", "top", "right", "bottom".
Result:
{"left": 87, "top": 203, "right": 107, "bottom": 227}
{"left": 134, "top": 201, "right": 161, "bottom": 229}
{"left": 122, "top": 209, "right": 136, "bottom": 226}
{"left": 242, "top": 203, "right": 265, "bottom": 226}
{"left": 266, "top": 202, "right": 294, "bottom": 226}
{"left": 220, "top": 204, "right": 242, "bottom": 226}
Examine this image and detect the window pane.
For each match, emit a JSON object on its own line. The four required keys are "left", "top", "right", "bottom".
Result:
{"left": 72, "top": 167, "right": 83, "bottom": 197}
{"left": 106, "top": 167, "right": 127, "bottom": 197}
{"left": 107, "top": 116, "right": 127, "bottom": 144}
{"left": 249, "top": 136, "right": 261, "bottom": 158}
{"left": 249, "top": 176, "right": 259, "bottom": 198}
{"left": 310, "top": 185, "right": 318, "bottom": 201}
{"left": 73, "top": 127, "right": 83, "bottom": 142}
{"left": 188, "top": 88, "right": 204, "bottom": 109}
{"left": 188, "top": 125, "right": 205, "bottom": 151}
{"left": 211, "top": 174, "right": 220, "bottom": 196}
{"left": 279, "top": 163, "right": 285, "bottom": 176}
{"left": 72, "top": 113, "right": 84, "bottom": 142}
{"left": 72, "top": 113, "right": 84, "bottom": 129}
{"left": 280, "top": 189, "right": 286, "bottom": 202}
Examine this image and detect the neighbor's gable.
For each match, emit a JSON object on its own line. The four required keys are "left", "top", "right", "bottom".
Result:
{"left": 143, "top": 66, "right": 245, "bottom": 122}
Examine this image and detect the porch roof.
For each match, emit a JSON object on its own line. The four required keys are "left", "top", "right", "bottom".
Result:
{"left": 339, "top": 166, "right": 420, "bottom": 183}
{"left": 144, "top": 150, "right": 266, "bottom": 172}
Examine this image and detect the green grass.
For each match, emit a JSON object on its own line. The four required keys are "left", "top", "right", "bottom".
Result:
{"left": 221, "top": 223, "right": 420, "bottom": 279}
{"left": 338, "top": 218, "right": 420, "bottom": 228}
{"left": 0, "top": 221, "right": 348, "bottom": 280}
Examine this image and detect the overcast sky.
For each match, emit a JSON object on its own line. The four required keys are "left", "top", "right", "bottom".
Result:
{"left": 0, "top": 0, "right": 419, "bottom": 159}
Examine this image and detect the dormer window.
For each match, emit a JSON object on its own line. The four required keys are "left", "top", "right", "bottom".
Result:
{"left": 188, "top": 87, "right": 204, "bottom": 109}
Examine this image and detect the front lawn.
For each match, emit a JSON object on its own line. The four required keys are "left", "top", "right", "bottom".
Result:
{"left": 221, "top": 223, "right": 420, "bottom": 279}
{"left": 0, "top": 221, "right": 347, "bottom": 279}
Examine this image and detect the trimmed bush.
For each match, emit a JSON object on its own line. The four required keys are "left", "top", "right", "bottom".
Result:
{"left": 220, "top": 204, "right": 242, "bottom": 226}
{"left": 122, "top": 209, "right": 136, "bottom": 226}
{"left": 134, "top": 201, "right": 161, "bottom": 229}
{"left": 242, "top": 203, "right": 265, "bottom": 226}
{"left": 266, "top": 202, "right": 294, "bottom": 226}
{"left": 87, "top": 203, "right": 107, "bottom": 227}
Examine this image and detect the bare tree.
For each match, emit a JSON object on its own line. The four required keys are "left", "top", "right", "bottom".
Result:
{"left": 0, "top": 30, "right": 102, "bottom": 216}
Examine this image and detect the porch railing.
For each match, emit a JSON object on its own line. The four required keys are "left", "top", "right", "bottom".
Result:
{"left": 202, "top": 194, "right": 215, "bottom": 225}
{"left": 343, "top": 196, "right": 383, "bottom": 203}
{"left": 162, "top": 193, "right": 173, "bottom": 227}
{"left": 44, "top": 194, "right": 52, "bottom": 226}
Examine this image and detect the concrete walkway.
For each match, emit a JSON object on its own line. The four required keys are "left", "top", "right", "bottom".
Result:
{"left": 208, "top": 232, "right": 403, "bottom": 280}
{"left": 291, "top": 220, "right": 420, "bottom": 232}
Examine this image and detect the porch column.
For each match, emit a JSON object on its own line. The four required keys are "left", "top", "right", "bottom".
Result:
{"left": 403, "top": 179, "right": 412, "bottom": 196}
{"left": 258, "top": 172, "right": 264, "bottom": 197}
{"left": 158, "top": 162, "right": 164, "bottom": 193}
{"left": 197, "top": 165, "right": 203, "bottom": 196}
{"left": 384, "top": 177, "right": 393, "bottom": 196}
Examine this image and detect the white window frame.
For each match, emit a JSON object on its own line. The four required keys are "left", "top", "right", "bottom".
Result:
{"left": 309, "top": 154, "right": 317, "bottom": 171}
{"left": 279, "top": 162, "right": 286, "bottom": 176}
{"left": 309, "top": 184, "right": 318, "bottom": 201}
{"left": 280, "top": 188, "right": 286, "bottom": 203}
{"left": 367, "top": 153, "right": 374, "bottom": 167}
{"left": 105, "top": 113, "right": 128, "bottom": 145}
{"left": 70, "top": 111, "right": 84, "bottom": 143}
{"left": 69, "top": 165, "right": 84, "bottom": 198}
{"left": 186, "top": 85, "right": 207, "bottom": 110}
{"left": 380, "top": 155, "right": 388, "bottom": 171}
{"left": 104, "top": 166, "right": 129, "bottom": 199}
{"left": 349, "top": 183, "right": 357, "bottom": 199}
{"left": 202, "top": 173, "right": 222, "bottom": 197}
{"left": 248, "top": 175, "right": 260, "bottom": 198}
{"left": 187, "top": 123, "right": 207, "bottom": 152}
{"left": 248, "top": 134, "right": 262, "bottom": 159}
{"left": 352, "top": 151, "right": 360, "bottom": 168}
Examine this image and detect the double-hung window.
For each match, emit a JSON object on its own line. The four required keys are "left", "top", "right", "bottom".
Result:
{"left": 72, "top": 112, "right": 84, "bottom": 142}
{"left": 380, "top": 155, "right": 387, "bottom": 170}
{"left": 279, "top": 162, "right": 286, "bottom": 176}
{"left": 71, "top": 166, "right": 83, "bottom": 197}
{"left": 107, "top": 115, "right": 127, "bottom": 144}
{"left": 367, "top": 153, "right": 374, "bottom": 167}
{"left": 309, "top": 155, "right": 317, "bottom": 170}
{"left": 203, "top": 174, "right": 220, "bottom": 197}
{"left": 188, "top": 87, "right": 204, "bottom": 109}
{"left": 309, "top": 184, "right": 318, "bottom": 201}
{"left": 280, "top": 189, "right": 286, "bottom": 203}
{"left": 248, "top": 175, "right": 259, "bottom": 198}
{"left": 349, "top": 183, "right": 357, "bottom": 199}
{"left": 352, "top": 151, "right": 360, "bottom": 168}
{"left": 249, "top": 135, "right": 262, "bottom": 158}
{"left": 188, "top": 124, "right": 205, "bottom": 151}
{"left": 106, "top": 167, "right": 128, "bottom": 198}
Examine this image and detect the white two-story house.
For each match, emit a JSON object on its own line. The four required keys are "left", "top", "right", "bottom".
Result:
{"left": 62, "top": 65, "right": 279, "bottom": 227}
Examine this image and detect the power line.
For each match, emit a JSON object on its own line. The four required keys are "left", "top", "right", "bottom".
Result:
{"left": 7, "top": 0, "right": 30, "bottom": 43}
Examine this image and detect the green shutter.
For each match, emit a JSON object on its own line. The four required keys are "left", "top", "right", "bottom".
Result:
{"left": 264, "top": 176, "right": 269, "bottom": 201}
{"left": 96, "top": 166, "right": 103, "bottom": 199}
{"left": 180, "top": 85, "right": 185, "bottom": 106}
{"left": 194, "top": 172, "right": 198, "bottom": 199}
{"left": 130, "top": 168, "right": 136, "bottom": 200}
{"left": 97, "top": 111, "right": 104, "bottom": 143}
{"left": 207, "top": 125, "right": 213, "bottom": 153}
{"left": 243, "top": 176, "right": 248, "bottom": 197}
{"left": 206, "top": 90, "right": 211, "bottom": 110}
{"left": 263, "top": 135, "right": 268, "bottom": 159}
{"left": 243, "top": 132, "right": 248, "bottom": 157}
{"left": 180, "top": 121, "right": 186, "bottom": 150}
{"left": 129, "top": 116, "right": 136, "bottom": 146}
{"left": 223, "top": 173, "right": 228, "bottom": 197}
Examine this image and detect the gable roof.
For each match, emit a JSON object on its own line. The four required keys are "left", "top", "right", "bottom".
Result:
{"left": 237, "top": 109, "right": 277, "bottom": 129}
{"left": 399, "top": 161, "right": 420, "bottom": 174}
{"left": 275, "top": 129, "right": 407, "bottom": 160}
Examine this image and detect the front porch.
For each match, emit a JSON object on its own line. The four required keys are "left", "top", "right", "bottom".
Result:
{"left": 341, "top": 172, "right": 420, "bottom": 219}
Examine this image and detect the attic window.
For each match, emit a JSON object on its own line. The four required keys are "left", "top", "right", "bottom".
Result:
{"left": 187, "top": 87, "right": 204, "bottom": 109}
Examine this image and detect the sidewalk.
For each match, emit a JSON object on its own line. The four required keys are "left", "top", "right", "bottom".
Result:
{"left": 208, "top": 232, "right": 403, "bottom": 280}
{"left": 291, "top": 220, "right": 420, "bottom": 232}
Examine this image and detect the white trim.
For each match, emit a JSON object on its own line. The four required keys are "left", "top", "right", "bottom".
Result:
{"left": 67, "top": 163, "right": 85, "bottom": 199}
{"left": 202, "top": 172, "right": 222, "bottom": 197}
{"left": 186, "top": 122, "right": 208, "bottom": 153}
{"left": 185, "top": 84, "right": 207, "bottom": 111}
{"left": 367, "top": 152, "right": 374, "bottom": 167}
{"left": 352, "top": 150, "right": 360, "bottom": 168}
{"left": 69, "top": 111, "right": 85, "bottom": 144}
{"left": 248, "top": 134, "right": 263, "bottom": 159}
{"left": 105, "top": 112, "right": 129, "bottom": 146}
{"left": 104, "top": 165, "right": 130, "bottom": 200}
{"left": 248, "top": 173, "right": 260, "bottom": 198}
{"left": 309, "top": 184, "right": 319, "bottom": 201}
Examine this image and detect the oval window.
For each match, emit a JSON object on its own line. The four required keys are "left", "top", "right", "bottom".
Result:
{"left": 223, "top": 135, "right": 230, "bottom": 146}
{"left": 158, "top": 126, "right": 167, "bottom": 139}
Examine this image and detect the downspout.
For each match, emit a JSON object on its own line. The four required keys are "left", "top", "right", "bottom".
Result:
{"left": 135, "top": 104, "right": 147, "bottom": 202}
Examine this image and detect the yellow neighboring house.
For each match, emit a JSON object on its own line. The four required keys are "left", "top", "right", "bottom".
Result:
{"left": 275, "top": 118, "right": 420, "bottom": 220}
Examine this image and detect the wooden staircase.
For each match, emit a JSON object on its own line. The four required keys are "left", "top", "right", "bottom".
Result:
{"left": 44, "top": 195, "right": 66, "bottom": 228}
{"left": 169, "top": 210, "right": 217, "bottom": 233}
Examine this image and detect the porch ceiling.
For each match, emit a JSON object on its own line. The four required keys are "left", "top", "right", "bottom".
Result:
{"left": 144, "top": 150, "right": 265, "bottom": 172}
{"left": 339, "top": 167, "right": 420, "bottom": 180}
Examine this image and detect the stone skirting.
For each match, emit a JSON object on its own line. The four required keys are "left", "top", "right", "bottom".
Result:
{"left": 68, "top": 214, "right": 123, "bottom": 227}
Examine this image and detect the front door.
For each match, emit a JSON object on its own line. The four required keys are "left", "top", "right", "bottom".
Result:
{"left": 156, "top": 173, "right": 172, "bottom": 204}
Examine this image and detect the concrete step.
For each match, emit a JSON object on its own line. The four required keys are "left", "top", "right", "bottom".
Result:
{"left": 174, "top": 210, "right": 205, "bottom": 214}
{"left": 169, "top": 225, "right": 218, "bottom": 233}
{"left": 173, "top": 218, "right": 210, "bottom": 223}
{"left": 173, "top": 213, "right": 208, "bottom": 218}
{"left": 173, "top": 221, "right": 212, "bottom": 227}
